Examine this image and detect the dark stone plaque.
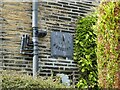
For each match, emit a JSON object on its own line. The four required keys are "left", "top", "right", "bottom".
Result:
{"left": 51, "top": 32, "right": 73, "bottom": 59}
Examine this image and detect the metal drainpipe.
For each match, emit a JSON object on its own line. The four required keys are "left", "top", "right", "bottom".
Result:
{"left": 32, "top": 0, "right": 38, "bottom": 78}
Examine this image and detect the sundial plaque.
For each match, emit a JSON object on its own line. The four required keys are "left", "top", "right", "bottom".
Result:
{"left": 51, "top": 32, "right": 73, "bottom": 59}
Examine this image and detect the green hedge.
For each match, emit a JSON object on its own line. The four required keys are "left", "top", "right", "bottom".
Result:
{"left": 1, "top": 70, "right": 69, "bottom": 89}
{"left": 74, "top": 14, "right": 98, "bottom": 89}
{"left": 95, "top": 1, "right": 120, "bottom": 88}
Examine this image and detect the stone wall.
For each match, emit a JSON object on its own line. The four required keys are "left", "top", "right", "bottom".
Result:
{"left": 0, "top": 1, "right": 3, "bottom": 71}
{"left": 0, "top": 2, "right": 32, "bottom": 73}
{"left": 0, "top": 0, "right": 99, "bottom": 85}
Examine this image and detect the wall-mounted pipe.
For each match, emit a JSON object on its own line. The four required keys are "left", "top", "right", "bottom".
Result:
{"left": 32, "top": 0, "right": 47, "bottom": 78}
{"left": 32, "top": 0, "right": 38, "bottom": 78}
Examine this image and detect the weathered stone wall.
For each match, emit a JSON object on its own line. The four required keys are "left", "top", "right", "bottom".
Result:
{"left": 0, "top": 0, "right": 99, "bottom": 85}
{"left": 1, "top": 2, "right": 32, "bottom": 73}
{"left": 0, "top": 1, "right": 3, "bottom": 71}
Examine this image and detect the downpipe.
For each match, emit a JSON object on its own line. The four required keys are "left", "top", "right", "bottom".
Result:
{"left": 32, "top": 0, "right": 38, "bottom": 78}
{"left": 20, "top": 0, "right": 46, "bottom": 78}
{"left": 32, "top": 0, "right": 47, "bottom": 78}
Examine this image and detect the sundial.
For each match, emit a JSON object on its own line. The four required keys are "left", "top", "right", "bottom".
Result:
{"left": 51, "top": 32, "right": 73, "bottom": 59}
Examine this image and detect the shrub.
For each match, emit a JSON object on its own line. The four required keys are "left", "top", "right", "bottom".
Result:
{"left": 1, "top": 70, "right": 69, "bottom": 89}
{"left": 74, "top": 14, "right": 98, "bottom": 89}
{"left": 94, "top": 0, "right": 120, "bottom": 88}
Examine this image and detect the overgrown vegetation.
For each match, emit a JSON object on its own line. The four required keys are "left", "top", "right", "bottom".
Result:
{"left": 74, "top": 14, "right": 98, "bottom": 89}
{"left": 94, "top": 0, "right": 120, "bottom": 88}
{"left": 1, "top": 70, "right": 69, "bottom": 89}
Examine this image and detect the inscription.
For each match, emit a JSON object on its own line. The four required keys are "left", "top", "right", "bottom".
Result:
{"left": 53, "top": 43, "right": 71, "bottom": 52}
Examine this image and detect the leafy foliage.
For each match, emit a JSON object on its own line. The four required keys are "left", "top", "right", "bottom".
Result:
{"left": 1, "top": 70, "right": 69, "bottom": 89}
{"left": 94, "top": 1, "right": 120, "bottom": 88}
{"left": 74, "top": 14, "right": 98, "bottom": 89}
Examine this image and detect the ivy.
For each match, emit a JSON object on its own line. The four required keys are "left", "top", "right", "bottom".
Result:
{"left": 74, "top": 14, "right": 98, "bottom": 89}
{"left": 94, "top": 0, "right": 120, "bottom": 88}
